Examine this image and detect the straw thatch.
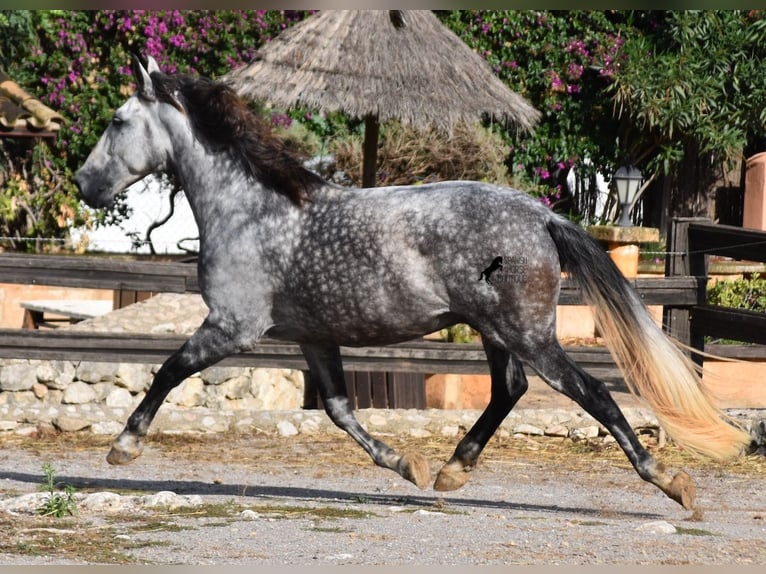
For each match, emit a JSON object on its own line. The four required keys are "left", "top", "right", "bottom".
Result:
{"left": 224, "top": 10, "right": 540, "bottom": 186}
{"left": 225, "top": 10, "right": 539, "bottom": 133}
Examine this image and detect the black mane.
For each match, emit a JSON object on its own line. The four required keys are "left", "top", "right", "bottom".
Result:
{"left": 151, "top": 72, "right": 325, "bottom": 206}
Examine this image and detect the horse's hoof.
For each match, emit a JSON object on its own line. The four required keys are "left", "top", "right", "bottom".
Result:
{"left": 106, "top": 439, "right": 142, "bottom": 465}
{"left": 433, "top": 461, "right": 472, "bottom": 492}
{"left": 398, "top": 452, "right": 431, "bottom": 489}
{"left": 667, "top": 471, "right": 696, "bottom": 510}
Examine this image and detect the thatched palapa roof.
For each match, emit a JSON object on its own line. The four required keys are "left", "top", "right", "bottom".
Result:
{"left": 225, "top": 10, "right": 540, "bottom": 186}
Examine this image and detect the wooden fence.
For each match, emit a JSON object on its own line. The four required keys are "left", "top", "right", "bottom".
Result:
{"left": 665, "top": 217, "right": 766, "bottom": 363}
{"left": 0, "top": 218, "right": 764, "bottom": 408}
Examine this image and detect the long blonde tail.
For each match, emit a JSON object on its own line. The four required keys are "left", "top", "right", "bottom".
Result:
{"left": 547, "top": 216, "right": 752, "bottom": 460}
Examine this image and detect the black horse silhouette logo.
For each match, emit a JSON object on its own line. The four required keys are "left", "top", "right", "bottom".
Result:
{"left": 479, "top": 256, "right": 503, "bottom": 285}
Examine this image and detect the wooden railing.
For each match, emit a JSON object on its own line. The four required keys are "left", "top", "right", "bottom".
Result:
{"left": 665, "top": 217, "right": 766, "bottom": 364}
{"left": 0, "top": 217, "right": 764, "bottom": 407}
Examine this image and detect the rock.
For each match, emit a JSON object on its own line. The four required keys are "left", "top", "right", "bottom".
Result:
{"left": 250, "top": 369, "right": 303, "bottom": 409}
{"left": 299, "top": 418, "right": 321, "bottom": 434}
{"left": 115, "top": 363, "right": 151, "bottom": 393}
{"left": 143, "top": 491, "right": 180, "bottom": 508}
{"left": 166, "top": 377, "right": 205, "bottom": 407}
{"left": 200, "top": 366, "right": 245, "bottom": 386}
{"left": 91, "top": 420, "right": 124, "bottom": 435}
{"left": 414, "top": 509, "right": 444, "bottom": 516}
{"left": 409, "top": 428, "right": 431, "bottom": 438}
{"left": 105, "top": 387, "right": 134, "bottom": 408}
{"left": 75, "top": 362, "right": 119, "bottom": 384}
{"left": 0, "top": 492, "right": 47, "bottom": 513}
{"left": 636, "top": 520, "right": 677, "bottom": 534}
{"left": 143, "top": 491, "right": 202, "bottom": 509}
{"left": 92, "top": 382, "right": 117, "bottom": 402}
{"left": 571, "top": 425, "right": 600, "bottom": 439}
{"left": 0, "top": 361, "right": 38, "bottom": 391}
{"left": 439, "top": 425, "right": 460, "bottom": 437}
{"left": 32, "top": 383, "right": 48, "bottom": 400}
{"left": 277, "top": 420, "right": 298, "bottom": 437}
{"left": 81, "top": 492, "right": 128, "bottom": 512}
{"left": 54, "top": 415, "right": 91, "bottom": 432}
{"left": 10, "top": 391, "right": 37, "bottom": 405}
{"left": 240, "top": 509, "right": 260, "bottom": 520}
{"left": 513, "top": 423, "right": 545, "bottom": 436}
{"left": 36, "top": 361, "right": 76, "bottom": 389}
{"left": 219, "top": 375, "right": 251, "bottom": 400}
{"left": 200, "top": 415, "right": 230, "bottom": 432}
{"left": 62, "top": 381, "right": 97, "bottom": 404}
{"left": 545, "top": 424, "right": 570, "bottom": 438}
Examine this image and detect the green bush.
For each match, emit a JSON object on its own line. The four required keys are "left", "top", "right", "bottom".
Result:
{"left": 707, "top": 272, "right": 766, "bottom": 313}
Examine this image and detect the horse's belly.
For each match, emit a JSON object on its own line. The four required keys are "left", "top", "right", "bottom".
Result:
{"left": 268, "top": 294, "right": 455, "bottom": 346}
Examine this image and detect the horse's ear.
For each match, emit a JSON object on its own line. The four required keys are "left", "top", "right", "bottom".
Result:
{"left": 145, "top": 54, "right": 160, "bottom": 75}
{"left": 131, "top": 54, "right": 155, "bottom": 100}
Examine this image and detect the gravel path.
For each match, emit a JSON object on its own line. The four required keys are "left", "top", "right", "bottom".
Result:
{"left": 1, "top": 431, "right": 764, "bottom": 565}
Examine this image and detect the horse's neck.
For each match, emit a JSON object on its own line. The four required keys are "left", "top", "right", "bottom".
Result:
{"left": 172, "top": 143, "right": 293, "bottom": 242}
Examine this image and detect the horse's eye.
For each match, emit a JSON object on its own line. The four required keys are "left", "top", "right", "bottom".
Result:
{"left": 111, "top": 115, "right": 124, "bottom": 126}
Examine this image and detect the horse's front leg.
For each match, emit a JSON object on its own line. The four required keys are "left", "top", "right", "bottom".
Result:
{"left": 107, "top": 320, "right": 238, "bottom": 465}
{"left": 435, "top": 341, "right": 527, "bottom": 491}
{"left": 300, "top": 343, "right": 431, "bottom": 489}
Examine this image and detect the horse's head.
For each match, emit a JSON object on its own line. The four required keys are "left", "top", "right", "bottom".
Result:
{"left": 75, "top": 55, "right": 182, "bottom": 208}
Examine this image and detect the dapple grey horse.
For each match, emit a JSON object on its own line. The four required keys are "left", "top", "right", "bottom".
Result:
{"left": 75, "top": 55, "right": 752, "bottom": 510}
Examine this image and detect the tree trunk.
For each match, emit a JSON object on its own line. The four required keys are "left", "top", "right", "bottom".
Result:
{"left": 667, "top": 140, "right": 719, "bottom": 221}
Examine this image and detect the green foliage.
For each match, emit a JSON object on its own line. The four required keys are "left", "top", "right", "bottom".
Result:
{"left": 439, "top": 323, "right": 478, "bottom": 344}
{"left": 5, "top": 10, "right": 766, "bottom": 251}
{"left": 1, "top": 10, "right": 312, "bottom": 250}
{"left": 707, "top": 273, "right": 766, "bottom": 313}
{"left": 439, "top": 11, "right": 631, "bottom": 211}
{"left": 37, "top": 462, "right": 77, "bottom": 518}
{"left": 611, "top": 11, "right": 766, "bottom": 176}
{"left": 0, "top": 10, "right": 36, "bottom": 66}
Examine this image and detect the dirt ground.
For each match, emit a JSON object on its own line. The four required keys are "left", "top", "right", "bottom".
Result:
{"left": 1, "top": 421, "right": 765, "bottom": 566}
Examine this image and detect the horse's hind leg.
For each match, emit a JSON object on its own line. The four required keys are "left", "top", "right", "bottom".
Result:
{"left": 524, "top": 343, "right": 696, "bottom": 509}
{"left": 435, "top": 341, "right": 528, "bottom": 491}
{"left": 107, "top": 320, "right": 238, "bottom": 465}
{"left": 300, "top": 343, "right": 431, "bottom": 489}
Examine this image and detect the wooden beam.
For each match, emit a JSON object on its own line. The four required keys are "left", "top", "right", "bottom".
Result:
{"left": 688, "top": 221, "right": 766, "bottom": 263}
{"left": 691, "top": 305, "right": 766, "bottom": 346}
{"left": 0, "top": 253, "right": 199, "bottom": 293}
{"left": 1, "top": 254, "right": 698, "bottom": 307}
{"left": 0, "top": 328, "right": 625, "bottom": 378}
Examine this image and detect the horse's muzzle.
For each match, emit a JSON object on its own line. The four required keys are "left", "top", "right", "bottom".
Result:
{"left": 74, "top": 172, "right": 108, "bottom": 208}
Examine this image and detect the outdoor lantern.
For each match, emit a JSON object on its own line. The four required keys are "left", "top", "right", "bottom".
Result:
{"left": 613, "top": 164, "right": 643, "bottom": 227}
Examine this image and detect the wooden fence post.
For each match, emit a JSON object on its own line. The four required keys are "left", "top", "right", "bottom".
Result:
{"left": 663, "top": 217, "right": 711, "bottom": 364}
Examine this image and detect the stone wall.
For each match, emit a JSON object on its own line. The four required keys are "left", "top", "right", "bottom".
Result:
{"left": 0, "top": 353, "right": 670, "bottom": 442}
{"left": 0, "top": 357, "right": 304, "bottom": 435}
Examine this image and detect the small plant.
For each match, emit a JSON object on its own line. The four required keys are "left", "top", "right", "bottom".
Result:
{"left": 440, "top": 323, "right": 478, "bottom": 343}
{"left": 36, "top": 462, "right": 77, "bottom": 518}
{"left": 706, "top": 272, "right": 766, "bottom": 344}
